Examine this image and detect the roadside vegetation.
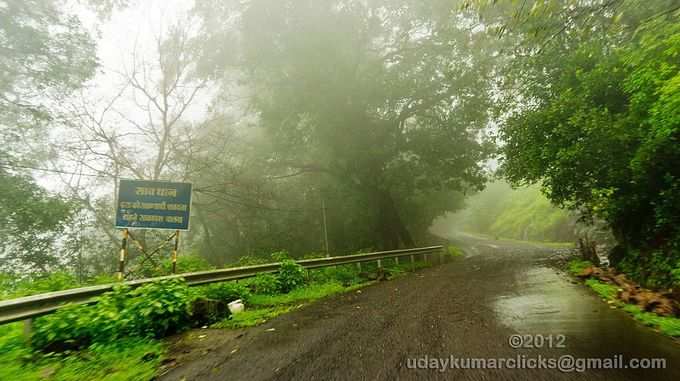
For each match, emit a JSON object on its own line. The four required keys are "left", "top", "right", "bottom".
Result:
{"left": 567, "top": 260, "right": 680, "bottom": 338}
{"left": 1, "top": 248, "right": 455, "bottom": 380}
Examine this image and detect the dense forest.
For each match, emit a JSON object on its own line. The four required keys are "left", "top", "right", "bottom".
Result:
{"left": 1, "top": 0, "right": 678, "bottom": 290}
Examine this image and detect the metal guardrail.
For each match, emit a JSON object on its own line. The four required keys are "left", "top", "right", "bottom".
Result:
{"left": 0, "top": 245, "right": 444, "bottom": 325}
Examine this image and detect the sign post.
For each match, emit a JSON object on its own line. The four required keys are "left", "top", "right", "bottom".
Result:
{"left": 117, "top": 229, "right": 129, "bottom": 280}
{"left": 172, "top": 230, "right": 180, "bottom": 274}
{"left": 115, "top": 179, "right": 192, "bottom": 277}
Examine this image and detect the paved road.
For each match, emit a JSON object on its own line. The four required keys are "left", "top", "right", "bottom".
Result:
{"left": 161, "top": 233, "right": 680, "bottom": 380}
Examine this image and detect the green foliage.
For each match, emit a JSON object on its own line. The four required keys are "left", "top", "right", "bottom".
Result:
{"left": 236, "top": 256, "right": 270, "bottom": 267}
{"left": 567, "top": 260, "right": 593, "bottom": 275}
{"left": 201, "top": 282, "right": 251, "bottom": 304}
{"left": 496, "top": 2, "right": 680, "bottom": 286}
{"left": 248, "top": 282, "right": 360, "bottom": 307}
{"left": 32, "top": 279, "right": 194, "bottom": 351}
{"left": 277, "top": 260, "right": 307, "bottom": 293}
{"left": 270, "top": 250, "right": 291, "bottom": 262}
{"left": 442, "top": 181, "right": 575, "bottom": 242}
{"left": 310, "top": 265, "right": 363, "bottom": 286}
{"left": 0, "top": 272, "right": 80, "bottom": 301}
{"left": 195, "top": 0, "right": 494, "bottom": 250}
{"left": 0, "top": 172, "right": 77, "bottom": 274}
{"left": 584, "top": 279, "right": 619, "bottom": 300}
{"left": 447, "top": 245, "right": 464, "bottom": 258}
{"left": 247, "top": 274, "right": 281, "bottom": 295}
{"left": 0, "top": 0, "right": 97, "bottom": 146}
{"left": 0, "top": 322, "right": 163, "bottom": 381}
{"left": 122, "top": 280, "right": 194, "bottom": 338}
{"left": 622, "top": 304, "right": 680, "bottom": 337}
{"left": 211, "top": 306, "right": 296, "bottom": 329}
{"left": 158, "top": 255, "right": 214, "bottom": 275}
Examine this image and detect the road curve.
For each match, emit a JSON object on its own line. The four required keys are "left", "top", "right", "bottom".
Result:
{"left": 160, "top": 233, "right": 680, "bottom": 380}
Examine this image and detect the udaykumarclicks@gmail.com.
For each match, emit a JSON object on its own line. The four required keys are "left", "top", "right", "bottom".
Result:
{"left": 405, "top": 354, "right": 667, "bottom": 373}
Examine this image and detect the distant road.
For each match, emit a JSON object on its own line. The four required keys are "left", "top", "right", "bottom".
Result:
{"left": 161, "top": 233, "right": 680, "bottom": 380}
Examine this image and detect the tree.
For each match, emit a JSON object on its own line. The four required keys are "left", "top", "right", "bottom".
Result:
{"left": 0, "top": 0, "right": 97, "bottom": 164}
{"left": 0, "top": 0, "right": 98, "bottom": 275}
{"left": 0, "top": 169, "right": 75, "bottom": 273}
{"left": 53, "top": 18, "right": 220, "bottom": 274}
{"left": 196, "top": 0, "right": 494, "bottom": 249}
{"left": 493, "top": 1, "right": 680, "bottom": 286}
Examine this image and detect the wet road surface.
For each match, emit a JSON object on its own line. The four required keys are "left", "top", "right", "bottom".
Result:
{"left": 160, "top": 233, "right": 680, "bottom": 380}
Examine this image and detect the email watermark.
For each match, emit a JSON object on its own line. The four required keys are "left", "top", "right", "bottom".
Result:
{"left": 405, "top": 354, "right": 667, "bottom": 373}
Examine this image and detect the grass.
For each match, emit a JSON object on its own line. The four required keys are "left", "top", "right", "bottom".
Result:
{"left": 567, "top": 259, "right": 592, "bottom": 275}
{"left": 211, "top": 306, "right": 298, "bottom": 329}
{"left": 567, "top": 259, "right": 680, "bottom": 338}
{"left": 249, "top": 281, "right": 370, "bottom": 307}
{"left": 211, "top": 255, "right": 444, "bottom": 330}
{"left": 0, "top": 323, "right": 164, "bottom": 381}
{"left": 621, "top": 305, "right": 680, "bottom": 337}
{"left": 584, "top": 278, "right": 619, "bottom": 300}
{"left": 447, "top": 245, "right": 464, "bottom": 257}
{"left": 213, "top": 281, "right": 372, "bottom": 329}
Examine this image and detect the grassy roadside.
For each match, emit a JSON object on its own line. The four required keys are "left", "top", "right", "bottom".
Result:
{"left": 0, "top": 323, "right": 163, "bottom": 381}
{"left": 211, "top": 260, "right": 434, "bottom": 329}
{"left": 1, "top": 248, "right": 460, "bottom": 380}
{"left": 567, "top": 259, "right": 680, "bottom": 337}
{"left": 212, "top": 282, "right": 372, "bottom": 329}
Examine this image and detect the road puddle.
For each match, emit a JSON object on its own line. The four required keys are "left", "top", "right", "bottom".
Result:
{"left": 491, "top": 264, "right": 680, "bottom": 375}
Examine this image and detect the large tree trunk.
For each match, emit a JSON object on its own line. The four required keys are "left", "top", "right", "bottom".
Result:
{"left": 376, "top": 189, "right": 414, "bottom": 250}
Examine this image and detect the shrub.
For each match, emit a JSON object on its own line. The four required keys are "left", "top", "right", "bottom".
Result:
{"left": 278, "top": 260, "right": 307, "bottom": 293}
{"left": 5, "top": 272, "right": 80, "bottom": 300}
{"left": 248, "top": 274, "right": 281, "bottom": 295}
{"left": 201, "top": 281, "right": 251, "bottom": 303}
{"left": 302, "top": 252, "right": 326, "bottom": 259}
{"left": 236, "top": 255, "right": 269, "bottom": 267}
{"left": 122, "top": 279, "right": 194, "bottom": 337}
{"left": 157, "top": 255, "right": 214, "bottom": 275}
{"left": 447, "top": 245, "right": 463, "bottom": 257}
{"left": 567, "top": 259, "right": 592, "bottom": 275}
{"left": 32, "top": 279, "right": 194, "bottom": 351}
{"left": 270, "top": 250, "right": 291, "bottom": 262}
{"left": 310, "top": 265, "right": 361, "bottom": 286}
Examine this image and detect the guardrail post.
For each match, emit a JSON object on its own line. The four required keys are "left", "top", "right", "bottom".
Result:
{"left": 23, "top": 318, "right": 33, "bottom": 344}
{"left": 357, "top": 262, "right": 362, "bottom": 272}
{"left": 395, "top": 256, "right": 399, "bottom": 266}
{"left": 377, "top": 259, "right": 382, "bottom": 269}
{"left": 410, "top": 254, "right": 415, "bottom": 270}
{"left": 424, "top": 253, "right": 429, "bottom": 263}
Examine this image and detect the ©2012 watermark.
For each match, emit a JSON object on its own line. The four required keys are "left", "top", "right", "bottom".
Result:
{"left": 405, "top": 354, "right": 667, "bottom": 373}
{"left": 508, "top": 334, "right": 566, "bottom": 349}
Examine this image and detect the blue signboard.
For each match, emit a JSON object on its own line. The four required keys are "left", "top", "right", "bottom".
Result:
{"left": 115, "top": 179, "right": 192, "bottom": 231}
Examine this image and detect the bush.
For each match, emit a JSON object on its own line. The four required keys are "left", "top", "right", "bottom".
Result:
{"left": 270, "top": 250, "right": 291, "bottom": 262}
{"left": 447, "top": 245, "right": 463, "bottom": 258}
{"left": 201, "top": 281, "right": 251, "bottom": 303}
{"left": 310, "top": 265, "right": 361, "bottom": 286}
{"left": 5, "top": 272, "right": 80, "bottom": 300}
{"left": 278, "top": 260, "right": 307, "bottom": 292}
{"left": 122, "top": 279, "right": 194, "bottom": 337}
{"left": 157, "top": 255, "right": 214, "bottom": 275}
{"left": 248, "top": 274, "right": 281, "bottom": 295}
{"left": 236, "top": 255, "right": 269, "bottom": 267}
{"left": 32, "top": 279, "right": 195, "bottom": 351}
